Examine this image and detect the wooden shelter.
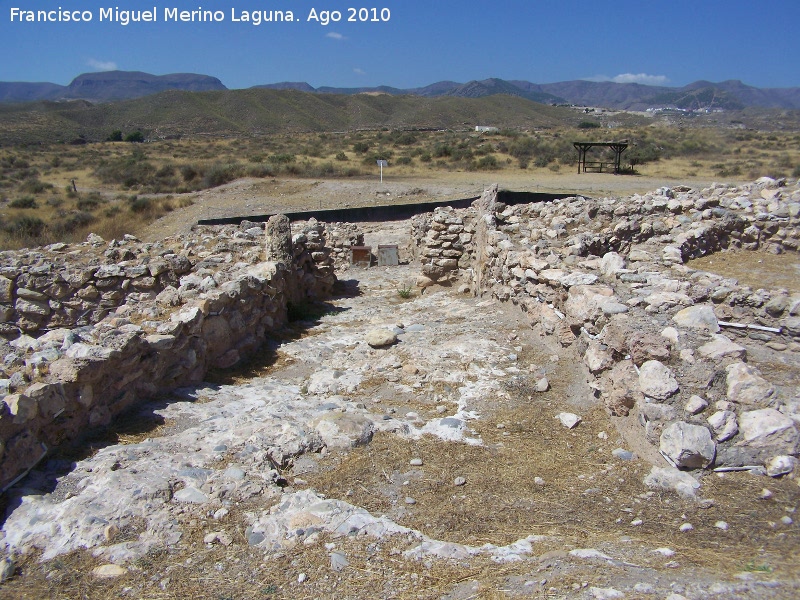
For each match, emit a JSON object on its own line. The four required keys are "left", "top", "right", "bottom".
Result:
{"left": 573, "top": 141, "right": 628, "bottom": 174}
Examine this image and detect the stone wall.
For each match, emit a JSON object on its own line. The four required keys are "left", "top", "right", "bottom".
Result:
{"left": 420, "top": 178, "right": 800, "bottom": 473}
{"left": 0, "top": 218, "right": 336, "bottom": 491}
{"left": 411, "top": 206, "right": 476, "bottom": 287}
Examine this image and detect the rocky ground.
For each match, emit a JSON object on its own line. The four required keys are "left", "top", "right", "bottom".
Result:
{"left": 1, "top": 253, "right": 798, "bottom": 598}
{"left": 0, "top": 174, "right": 799, "bottom": 599}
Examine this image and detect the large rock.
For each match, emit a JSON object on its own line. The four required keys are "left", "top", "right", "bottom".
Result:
{"left": 313, "top": 413, "right": 375, "bottom": 448}
{"left": 698, "top": 335, "right": 746, "bottom": 361}
{"left": 672, "top": 305, "right": 720, "bottom": 332}
{"left": 600, "top": 252, "right": 626, "bottom": 277}
{"left": 584, "top": 340, "right": 614, "bottom": 374}
{"left": 660, "top": 422, "right": 716, "bottom": 469}
{"left": 725, "top": 362, "right": 775, "bottom": 408}
{"left": 738, "top": 409, "right": 798, "bottom": 453}
{"left": 643, "top": 466, "right": 701, "bottom": 499}
{"left": 599, "top": 360, "right": 642, "bottom": 416}
{"left": 707, "top": 410, "right": 738, "bottom": 442}
{"left": 564, "top": 284, "right": 618, "bottom": 324}
{"left": 366, "top": 329, "right": 397, "bottom": 348}
{"left": 628, "top": 332, "right": 671, "bottom": 366}
{"left": 638, "top": 360, "right": 679, "bottom": 400}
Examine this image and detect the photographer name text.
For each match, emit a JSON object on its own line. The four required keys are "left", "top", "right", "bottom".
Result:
{"left": 9, "top": 6, "right": 391, "bottom": 26}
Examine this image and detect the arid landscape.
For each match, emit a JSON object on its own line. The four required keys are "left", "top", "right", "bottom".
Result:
{"left": 0, "top": 67, "right": 799, "bottom": 599}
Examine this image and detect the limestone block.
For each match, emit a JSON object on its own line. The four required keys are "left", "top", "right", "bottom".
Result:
{"left": 4, "top": 393, "right": 38, "bottom": 424}
{"left": 725, "top": 362, "right": 775, "bottom": 408}
{"left": 660, "top": 422, "right": 716, "bottom": 469}
{"left": 638, "top": 360, "right": 679, "bottom": 400}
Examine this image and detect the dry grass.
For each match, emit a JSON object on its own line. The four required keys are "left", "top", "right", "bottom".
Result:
{"left": 3, "top": 127, "right": 799, "bottom": 250}
{"left": 688, "top": 250, "right": 800, "bottom": 294}
{"left": 304, "top": 395, "right": 800, "bottom": 579}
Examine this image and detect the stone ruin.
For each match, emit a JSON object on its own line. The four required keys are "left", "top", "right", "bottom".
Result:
{"left": 1, "top": 176, "right": 799, "bottom": 492}
{"left": 0, "top": 216, "right": 336, "bottom": 491}
{"left": 412, "top": 177, "right": 800, "bottom": 475}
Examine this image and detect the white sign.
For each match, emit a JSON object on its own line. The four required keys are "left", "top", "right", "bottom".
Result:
{"left": 376, "top": 159, "right": 388, "bottom": 182}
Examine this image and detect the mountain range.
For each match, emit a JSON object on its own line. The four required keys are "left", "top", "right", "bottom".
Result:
{"left": 1, "top": 71, "right": 799, "bottom": 111}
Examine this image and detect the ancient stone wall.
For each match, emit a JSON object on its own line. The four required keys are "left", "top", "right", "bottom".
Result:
{"left": 411, "top": 205, "right": 476, "bottom": 287}
{"left": 422, "top": 178, "right": 800, "bottom": 473}
{"left": 0, "top": 218, "right": 336, "bottom": 491}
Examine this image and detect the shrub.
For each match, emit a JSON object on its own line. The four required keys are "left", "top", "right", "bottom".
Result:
{"left": 578, "top": 121, "right": 601, "bottom": 129}
{"left": 393, "top": 132, "right": 418, "bottom": 146}
{"left": 268, "top": 153, "right": 295, "bottom": 164}
{"left": 477, "top": 155, "right": 498, "bottom": 170}
{"left": 129, "top": 196, "right": 153, "bottom": 213}
{"left": 125, "top": 131, "right": 145, "bottom": 143}
{"left": 52, "top": 211, "right": 96, "bottom": 234}
{"left": 4, "top": 216, "right": 45, "bottom": 237}
{"left": 203, "top": 163, "right": 242, "bottom": 188}
{"left": 396, "top": 156, "right": 413, "bottom": 166}
{"left": 180, "top": 164, "right": 199, "bottom": 182}
{"left": 335, "top": 151, "right": 348, "bottom": 161}
{"left": 9, "top": 196, "right": 37, "bottom": 209}
{"left": 108, "top": 130, "right": 123, "bottom": 142}
{"left": 76, "top": 193, "right": 104, "bottom": 210}
{"left": 20, "top": 179, "right": 52, "bottom": 194}
{"left": 352, "top": 142, "right": 370, "bottom": 154}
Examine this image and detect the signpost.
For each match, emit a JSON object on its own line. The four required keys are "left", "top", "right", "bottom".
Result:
{"left": 376, "top": 159, "right": 388, "bottom": 183}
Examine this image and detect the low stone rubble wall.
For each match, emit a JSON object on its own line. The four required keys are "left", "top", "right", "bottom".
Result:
{"left": 0, "top": 217, "right": 336, "bottom": 491}
{"left": 420, "top": 178, "right": 800, "bottom": 473}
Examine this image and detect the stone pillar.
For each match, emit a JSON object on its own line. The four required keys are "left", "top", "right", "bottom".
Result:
{"left": 264, "top": 215, "right": 293, "bottom": 264}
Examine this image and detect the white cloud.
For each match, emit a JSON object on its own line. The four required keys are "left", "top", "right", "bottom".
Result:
{"left": 611, "top": 73, "right": 669, "bottom": 85}
{"left": 353, "top": 68, "right": 366, "bottom": 76}
{"left": 87, "top": 58, "right": 118, "bottom": 71}
{"left": 325, "top": 32, "right": 346, "bottom": 41}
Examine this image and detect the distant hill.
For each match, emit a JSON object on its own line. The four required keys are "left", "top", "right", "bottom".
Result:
{"left": 0, "top": 88, "right": 608, "bottom": 145}
{"left": 0, "top": 82, "right": 65, "bottom": 103}
{"left": 260, "top": 78, "right": 800, "bottom": 111}
{"left": 2, "top": 71, "right": 798, "bottom": 110}
{"left": 65, "top": 71, "right": 226, "bottom": 101}
{"left": 0, "top": 71, "right": 227, "bottom": 103}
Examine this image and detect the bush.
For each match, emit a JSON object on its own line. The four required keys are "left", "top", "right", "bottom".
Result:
{"left": 477, "top": 155, "right": 498, "bottom": 170}
{"left": 203, "top": 163, "right": 243, "bottom": 188}
{"left": 335, "top": 151, "right": 348, "bottom": 161}
{"left": 578, "top": 121, "right": 601, "bottom": 129}
{"left": 4, "top": 216, "right": 45, "bottom": 238}
{"left": 52, "top": 211, "right": 96, "bottom": 234}
{"left": 396, "top": 156, "right": 413, "bottom": 166}
{"left": 268, "top": 153, "right": 295, "bottom": 164}
{"left": 9, "top": 196, "right": 37, "bottom": 209}
{"left": 20, "top": 179, "right": 52, "bottom": 194}
{"left": 125, "top": 131, "right": 145, "bottom": 143}
{"left": 180, "top": 164, "right": 199, "bottom": 182}
{"left": 352, "top": 142, "right": 370, "bottom": 154}
{"left": 76, "top": 193, "right": 104, "bottom": 210}
{"left": 108, "top": 130, "right": 123, "bottom": 142}
{"left": 129, "top": 196, "right": 153, "bottom": 213}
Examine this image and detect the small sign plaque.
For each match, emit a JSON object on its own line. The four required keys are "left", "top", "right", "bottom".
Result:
{"left": 376, "top": 160, "right": 388, "bottom": 167}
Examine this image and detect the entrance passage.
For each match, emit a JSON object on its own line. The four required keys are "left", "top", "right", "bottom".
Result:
{"left": 573, "top": 141, "right": 628, "bottom": 174}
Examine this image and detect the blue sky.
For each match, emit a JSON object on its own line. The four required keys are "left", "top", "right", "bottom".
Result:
{"left": 1, "top": 0, "right": 798, "bottom": 89}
